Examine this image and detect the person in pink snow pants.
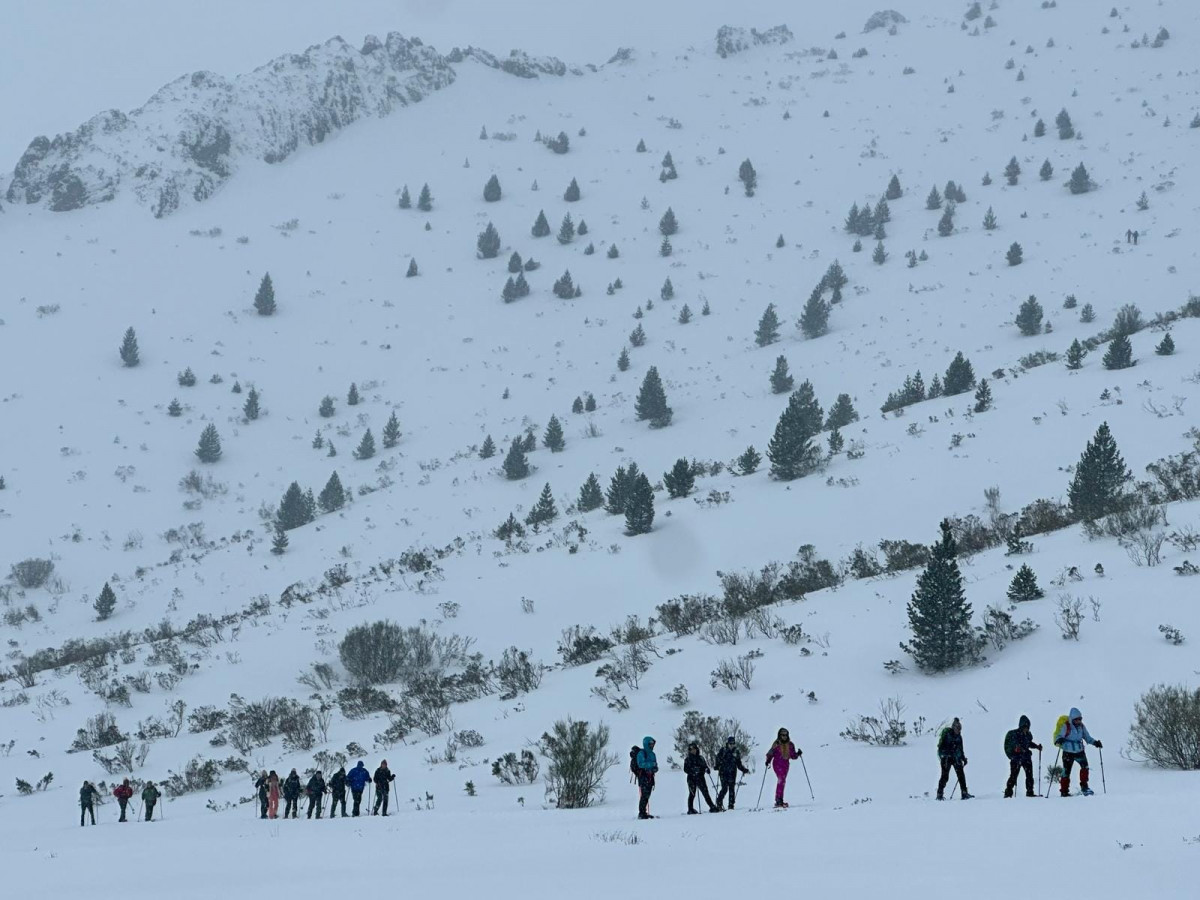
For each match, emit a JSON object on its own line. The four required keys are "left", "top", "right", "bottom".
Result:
{"left": 765, "top": 727, "right": 801, "bottom": 808}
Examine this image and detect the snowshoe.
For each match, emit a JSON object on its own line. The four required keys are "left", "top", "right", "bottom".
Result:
{"left": 773, "top": 801, "right": 789, "bottom": 809}
{"left": 687, "top": 809, "right": 699, "bottom": 815}
{"left": 960, "top": 793, "right": 974, "bottom": 800}
{"left": 1081, "top": 788, "right": 1094, "bottom": 796}
{"left": 1026, "top": 791, "right": 1037, "bottom": 798}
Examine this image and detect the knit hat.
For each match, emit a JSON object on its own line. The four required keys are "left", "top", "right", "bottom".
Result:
{"left": 952, "top": 717, "right": 962, "bottom": 729}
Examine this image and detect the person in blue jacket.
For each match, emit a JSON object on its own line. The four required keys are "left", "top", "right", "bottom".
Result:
{"left": 635, "top": 736, "right": 658, "bottom": 820}
{"left": 1055, "top": 707, "right": 1102, "bottom": 796}
{"left": 346, "top": 760, "right": 371, "bottom": 816}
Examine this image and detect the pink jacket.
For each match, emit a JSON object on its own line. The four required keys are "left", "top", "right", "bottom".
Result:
{"left": 767, "top": 741, "right": 798, "bottom": 777}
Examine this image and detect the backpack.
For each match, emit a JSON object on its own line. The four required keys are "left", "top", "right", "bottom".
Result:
{"left": 1052, "top": 714, "right": 1069, "bottom": 747}
{"left": 629, "top": 746, "right": 641, "bottom": 775}
{"left": 935, "top": 726, "right": 951, "bottom": 756}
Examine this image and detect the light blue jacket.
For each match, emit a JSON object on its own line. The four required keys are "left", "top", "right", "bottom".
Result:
{"left": 636, "top": 736, "right": 658, "bottom": 773}
{"left": 1055, "top": 707, "right": 1098, "bottom": 754}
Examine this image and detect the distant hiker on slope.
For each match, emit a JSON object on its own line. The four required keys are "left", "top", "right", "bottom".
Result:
{"left": 114, "top": 778, "right": 134, "bottom": 822}
{"left": 936, "top": 718, "right": 973, "bottom": 800}
{"left": 267, "top": 770, "right": 280, "bottom": 819}
{"left": 282, "top": 769, "right": 302, "bottom": 819}
{"left": 765, "top": 727, "right": 801, "bottom": 808}
{"left": 1126, "top": 229, "right": 1132, "bottom": 244}
{"left": 80, "top": 780, "right": 100, "bottom": 827}
{"left": 372, "top": 760, "right": 395, "bottom": 816}
{"left": 347, "top": 761, "right": 370, "bottom": 816}
{"left": 255, "top": 771, "right": 270, "bottom": 819}
{"left": 1004, "top": 715, "right": 1043, "bottom": 798}
{"left": 635, "top": 736, "right": 658, "bottom": 819}
{"left": 1054, "top": 707, "right": 1102, "bottom": 796}
{"left": 142, "top": 781, "right": 160, "bottom": 821}
{"left": 305, "top": 770, "right": 327, "bottom": 819}
{"left": 684, "top": 742, "right": 720, "bottom": 814}
{"left": 715, "top": 736, "right": 750, "bottom": 810}
{"left": 328, "top": 765, "right": 348, "bottom": 818}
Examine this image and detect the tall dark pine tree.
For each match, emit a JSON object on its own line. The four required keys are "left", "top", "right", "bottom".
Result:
{"left": 543, "top": 415, "right": 565, "bottom": 452}
{"left": 624, "top": 473, "right": 655, "bottom": 535}
{"left": 417, "top": 183, "right": 433, "bottom": 211}
{"left": 1068, "top": 163, "right": 1093, "bottom": 195}
{"left": 770, "top": 355, "right": 794, "bottom": 394}
{"left": 532, "top": 210, "right": 551, "bottom": 237}
{"left": 1066, "top": 339, "right": 1086, "bottom": 370}
{"left": 1006, "top": 564, "right": 1044, "bottom": 602}
{"left": 525, "top": 483, "right": 559, "bottom": 527}
{"left": 1004, "top": 156, "right": 1021, "bottom": 186}
{"left": 406, "top": 259, "right": 419, "bottom": 278}
{"left": 825, "top": 393, "right": 859, "bottom": 430}
{"left": 605, "top": 465, "right": 630, "bottom": 515}
{"left": 557, "top": 213, "right": 575, "bottom": 245}
{"left": 484, "top": 174, "right": 502, "bottom": 202}
{"left": 347, "top": 383, "right": 361, "bottom": 406}
{"left": 398, "top": 185, "right": 411, "bottom": 209}
{"left": 318, "top": 472, "right": 345, "bottom": 513}
{"left": 973, "top": 379, "right": 993, "bottom": 413}
{"left": 943, "top": 352, "right": 977, "bottom": 395}
{"left": 1006, "top": 242, "right": 1024, "bottom": 266}
{"left": 799, "top": 286, "right": 830, "bottom": 339}
{"left": 195, "top": 424, "right": 222, "bottom": 463}
{"left": 94, "top": 582, "right": 117, "bottom": 621}
{"left": 901, "top": 520, "right": 978, "bottom": 673}
{"left": 578, "top": 473, "right": 604, "bottom": 512}
{"left": 254, "top": 273, "right": 276, "bottom": 316}
{"left": 479, "top": 435, "right": 496, "bottom": 459}
{"left": 502, "top": 438, "right": 530, "bottom": 481}
{"left": 563, "top": 178, "right": 581, "bottom": 202}
{"left": 382, "top": 411, "right": 401, "bottom": 449}
{"left": 272, "top": 523, "right": 289, "bottom": 555}
{"left": 243, "top": 387, "right": 260, "bottom": 421}
{"left": 663, "top": 458, "right": 695, "bottom": 498}
{"left": 276, "top": 481, "right": 311, "bottom": 530}
{"left": 658, "top": 208, "right": 678, "bottom": 236}
{"left": 756, "top": 303, "right": 781, "bottom": 347}
{"left": 1102, "top": 334, "right": 1134, "bottom": 370}
{"left": 354, "top": 429, "right": 376, "bottom": 460}
{"left": 767, "top": 382, "right": 823, "bottom": 480}
{"left": 1067, "top": 422, "right": 1131, "bottom": 521}
{"left": 635, "top": 366, "right": 673, "bottom": 428}
{"left": 885, "top": 174, "right": 903, "bottom": 200}
{"left": 926, "top": 186, "right": 943, "bottom": 210}
{"left": 1016, "top": 295, "right": 1044, "bottom": 335}
{"left": 119, "top": 327, "right": 140, "bottom": 367}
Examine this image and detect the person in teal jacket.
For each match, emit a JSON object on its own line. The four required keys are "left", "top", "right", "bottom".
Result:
{"left": 1055, "top": 707, "right": 1102, "bottom": 796}
{"left": 635, "top": 736, "right": 658, "bottom": 820}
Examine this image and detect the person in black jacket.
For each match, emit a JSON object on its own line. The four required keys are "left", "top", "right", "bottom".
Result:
{"left": 282, "top": 769, "right": 302, "bottom": 819}
{"left": 684, "top": 743, "right": 719, "bottom": 814}
{"left": 305, "top": 771, "right": 327, "bottom": 819}
{"left": 936, "top": 718, "right": 973, "bottom": 800}
{"left": 1003, "top": 715, "right": 1044, "bottom": 798}
{"left": 714, "top": 736, "right": 750, "bottom": 810}
{"left": 79, "top": 781, "right": 101, "bottom": 827}
{"left": 254, "top": 771, "right": 270, "bottom": 819}
{"left": 372, "top": 760, "right": 395, "bottom": 816}
{"left": 328, "top": 766, "right": 348, "bottom": 818}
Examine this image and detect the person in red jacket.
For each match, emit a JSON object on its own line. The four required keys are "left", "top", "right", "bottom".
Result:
{"left": 114, "top": 778, "right": 134, "bottom": 822}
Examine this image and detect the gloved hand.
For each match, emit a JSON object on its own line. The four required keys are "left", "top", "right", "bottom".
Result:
{"left": 1036, "top": 744, "right": 1044, "bottom": 752}
{"left": 1054, "top": 738, "right": 1064, "bottom": 746}
{"left": 1094, "top": 740, "right": 1103, "bottom": 749}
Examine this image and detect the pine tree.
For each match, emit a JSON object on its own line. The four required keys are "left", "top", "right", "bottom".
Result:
{"left": 318, "top": 472, "right": 345, "bottom": 513}
{"left": 564, "top": 178, "right": 581, "bottom": 202}
{"left": 585, "top": 394, "right": 597, "bottom": 412}
{"left": 659, "top": 207, "right": 678, "bottom": 236}
{"left": 494, "top": 513, "right": 525, "bottom": 542}
{"left": 557, "top": 213, "right": 575, "bottom": 245}
{"left": 767, "top": 383, "right": 823, "bottom": 480}
{"left": 943, "top": 351, "right": 977, "bottom": 395}
{"left": 398, "top": 185, "right": 411, "bottom": 209}
{"left": 1034, "top": 118, "right": 1046, "bottom": 137}
{"left": 1016, "top": 295, "right": 1044, "bottom": 335}
{"left": 928, "top": 374, "right": 944, "bottom": 399}
{"left": 937, "top": 204, "right": 955, "bottom": 237}
{"left": 168, "top": 398, "right": 182, "bottom": 417}
{"left": 844, "top": 202, "right": 861, "bottom": 234}
{"left": 347, "top": 383, "right": 361, "bottom": 406}
{"left": 982, "top": 206, "right": 998, "bottom": 230}
{"left": 1065, "top": 339, "right": 1086, "bottom": 370}
{"left": 1006, "top": 242, "right": 1024, "bottom": 266}
{"left": 1039, "top": 159, "right": 1054, "bottom": 181}
{"left": 1007, "top": 564, "right": 1044, "bottom": 602}
{"left": 635, "top": 366, "right": 673, "bottom": 427}
{"left": 94, "top": 582, "right": 117, "bottom": 621}
{"left": 508, "top": 252, "right": 524, "bottom": 274}
{"left": 502, "top": 438, "right": 530, "bottom": 480}
{"left": 477, "top": 222, "right": 501, "bottom": 259}
{"left": 624, "top": 473, "right": 655, "bottom": 535}
{"left": 982, "top": 172, "right": 992, "bottom": 186}
{"left": 828, "top": 427, "right": 844, "bottom": 456}
{"left": 417, "top": 183, "right": 433, "bottom": 211}
{"left": 243, "top": 386, "right": 260, "bottom": 420}
{"left": 327, "top": 441, "right": 337, "bottom": 458}
{"left": 195, "top": 424, "right": 222, "bottom": 463}
{"left": 678, "top": 304, "right": 692, "bottom": 324}
{"left": 578, "top": 473, "right": 605, "bottom": 512}
{"left": 973, "top": 379, "right": 993, "bottom": 413}
{"left": 1068, "top": 163, "right": 1093, "bottom": 195}
{"left": 823, "top": 260, "right": 849, "bottom": 291}
{"left": 770, "top": 355, "right": 794, "bottom": 394}
{"left": 617, "top": 348, "right": 631, "bottom": 372}
{"left": 872, "top": 241, "right": 888, "bottom": 264}
{"left": 484, "top": 174, "right": 502, "bottom": 202}
{"left": 605, "top": 465, "right": 631, "bottom": 515}
{"left": 926, "top": 185, "right": 943, "bottom": 210}
{"left": 312, "top": 430, "right": 324, "bottom": 450}
{"left": 353, "top": 429, "right": 376, "bottom": 460}
{"left": 254, "top": 273, "right": 276, "bottom": 316}
{"left": 1155, "top": 332, "right": 1175, "bottom": 356}
{"left": 738, "top": 158, "right": 757, "bottom": 196}
{"left": 1068, "top": 422, "right": 1130, "bottom": 521}
{"left": 525, "top": 483, "right": 559, "bottom": 527}
{"left": 532, "top": 210, "right": 551, "bottom": 238}
{"left": 406, "top": 259, "right": 419, "bottom": 278}
{"left": 276, "top": 481, "right": 310, "bottom": 530}
{"left": 799, "top": 285, "right": 831, "bottom": 338}
{"left": 543, "top": 415, "right": 565, "bottom": 452}
{"left": 119, "top": 327, "right": 140, "bottom": 367}
{"left": 1080, "top": 303, "right": 1095, "bottom": 323}
{"left": 1055, "top": 108, "right": 1074, "bottom": 139}
{"left": 572, "top": 396, "right": 584, "bottom": 414}
{"left": 662, "top": 458, "right": 696, "bottom": 499}
{"left": 755, "top": 303, "right": 781, "bottom": 347}
{"left": 271, "top": 524, "right": 289, "bottom": 555}
{"left": 479, "top": 435, "right": 496, "bottom": 459}
{"left": 177, "top": 367, "right": 196, "bottom": 387}
{"left": 825, "top": 393, "right": 859, "bottom": 430}
{"left": 1102, "top": 334, "right": 1134, "bottom": 370}
{"left": 319, "top": 395, "right": 336, "bottom": 417}
{"left": 886, "top": 173, "right": 903, "bottom": 200}
{"left": 629, "top": 323, "right": 646, "bottom": 347}
{"left": 382, "top": 411, "right": 401, "bottom": 448}
{"left": 607, "top": 244, "right": 619, "bottom": 259}
{"left": 522, "top": 428, "right": 537, "bottom": 453}
{"left": 1004, "top": 156, "right": 1021, "bottom": 185}
{"left": 636, "top": 138, "right": 647, "bottom": 152}
{"left": 1136, "top": 190, "right": 1149, "bottom": 211}
{"left": 736, "top": 446, "right": 762, "bottom": 475}
{"left": 901, "top": 520, "right": 978, "bottom": 673}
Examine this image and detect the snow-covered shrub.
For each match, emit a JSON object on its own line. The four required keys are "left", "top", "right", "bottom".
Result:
{"left": 164, "top": 756, "right": 221, "bottom": 796}
{"left": 338, "top": 621, "right": 471, "bottom": 687}
{"left": 456, "top": 729, "right": 485, "bottom": 748}
{"left": 839, "top": 696, "right": 908, "bottom": 746}
{"left": 557, "top": 625, "right": 613, "bottom": 666}
{"left": 1053, "top": 594, "right": 1084, "bottom": 640}
{"left": 878, "top": 539, "right": 930, "bottom": 572}
{"left": 70, "top": 712, "right": 126, "bottom": 753}
{"left": 672, "top": 710, "right": 754, "bottom": 768}
{"left": 1017, "top": 498, "right": 1073, "bottom": 536}
{"left": 496, "top": 647, "right": 544, "bottom": 699}
{"left": 539, "top": 718, "right": 617, "bottom": 808}
{"left": 492, "top": 749, "right": 539, "bottom": 785}
{"left": 10, "top": 558, "right": 54, "bottom": 589}
{"left": 1127, "top": 685, "right": 1200, "bottom": 769}
{"left": 710, "top": 654, "right": 756, "bottom": 691}
{"left": 980, "top": 605, "right": 1038, "bottom": 651}
{"left": 93, "top": 740, "right": 150, "bottom": 774}
{"left": 660, "top": 684, "right": 690, "bottom": 707}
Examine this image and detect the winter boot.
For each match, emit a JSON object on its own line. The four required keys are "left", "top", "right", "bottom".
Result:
{"left": 1004, "top": 788, "right": 1013, "bottom": 798}
{"left": 1080, "top": 770, "right": 1091, "bottom": 795}
{"left": 960, "top": 792, "right": 974, "bottom": 800}
{"left": 1026, "top": 790, "right": 1037, "bottom": 798}
{"left": 936, "top": 793, "right": 944, "bottom": 801}
{"left": 715, "top": 802, "right": 725, "bottom": 811}
{"left": 774, "top": 800, "right": 788, "bottom": 809}
{"left": 1059, "top": 777, "right": 1071, "bottom": 797}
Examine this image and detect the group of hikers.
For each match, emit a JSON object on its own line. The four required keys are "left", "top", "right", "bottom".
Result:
{"left": 78, "top": 778, "right": 160, "bottom": 826}
{"left": 631, "top": 710, "right": 1102, "bottom": 819}
{"left": 252, "top": 760, "right": 395, "bottom": 819}
{"left": 1125, "top": 229, "right": 1141, "bottom": 245}
{"left": 74, "top": 711, "right": 1103, "bottom": 825}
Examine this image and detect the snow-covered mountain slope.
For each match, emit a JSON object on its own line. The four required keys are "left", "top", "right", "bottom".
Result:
{"left": 2, "top": 2, "right": 1199, "bottom": 895}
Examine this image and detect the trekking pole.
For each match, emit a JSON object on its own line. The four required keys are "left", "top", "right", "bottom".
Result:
{"left": 754, "top": 766, "right": 769, "bottom": 811}
{"left": 800, "top": 755, "right": 815, "bottom": 801}
{"left": 1099, "top": 747, "right": 1106, "bottom": 794}
{"left": 1038, "top": 748, "right": 1043, "bottom": 797}
{"left": 1044, "top": 749, "right": 1060, "bottom": 798}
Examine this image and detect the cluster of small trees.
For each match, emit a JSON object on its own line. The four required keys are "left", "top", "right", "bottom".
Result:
{"left": 881, "top": 351, "right": 976, "bottom": 413}
{"left": 397, "top": 183, "right": 433, "bottom": 212}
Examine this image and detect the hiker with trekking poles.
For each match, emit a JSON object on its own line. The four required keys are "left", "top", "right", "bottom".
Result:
{"left": 1053, "top": 707, "right": 1103, "bottom": 796}
{"left": 328, "top": 765, "right": 348, "bottom": 818}
{"left": 254, "top": 771, "right": 271, "bottom": 819}
{"left": 372, "top": 759, "right": 395, "bottom": 816}
{"left": 141, "top": 781, "right": 161, "bottom": 821}
{"left": 79, "top": 780, "right": 101, "bottom": 827}
{"left": 114, "top": 778, "right": 134, "bottom": 822}
{"left": 282, "top": 768, "right": 302, "bottom": 818}
{"left": 1003, "top": 715, "right": 1043, "bottom": 798}
{"left": 714, "top": 736, "right": 750, "bottom": 810}
{"left": 936, "top": 718, "right": 973, "bottom": 800}
{"left": 763, "top": 726, "right": 805, "bottom": 809}
{"left": 305, "top": 770, "right": 327, "bottom": 819}
{"left": 634, "top": 736, "right": 658, "bottom": 819}
{"left": 347, "top": 760, "right": 370, "bottom": 817}
{"left": 683, "top": 742, "right": 720, "bottom": 814}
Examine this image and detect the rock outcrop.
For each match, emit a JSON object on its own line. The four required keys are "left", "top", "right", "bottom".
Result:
{"left": 715, "top": 25, "right": 794, "bottom": 58}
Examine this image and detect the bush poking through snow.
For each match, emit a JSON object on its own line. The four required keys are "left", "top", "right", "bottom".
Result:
{"left": 539, "top": 718, "right": 617, "bottom": 809}
{"left": 840, "top": 696, "right": 908, "bottom": 746}
{"left": 1127, "top": 685, "right": 1200, "bottom": 769}
{"left": 492, "top": 750, "right": 540, "bottom": 785}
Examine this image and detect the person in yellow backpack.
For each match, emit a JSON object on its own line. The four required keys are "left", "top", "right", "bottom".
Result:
{"left": 1054, "top": 707, "right": 1102, "bottom": 796}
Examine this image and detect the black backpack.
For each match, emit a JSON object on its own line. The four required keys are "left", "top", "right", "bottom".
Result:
{"left": 630, "top": 746, "right": 641, "bottom": 775}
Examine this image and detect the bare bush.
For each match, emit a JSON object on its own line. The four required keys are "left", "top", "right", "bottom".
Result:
{"left": 539, "top": 718, "right": 617, "bottom": 808}
{"left": 1127, "top": 684, "right": 1200, "bottom": 769}
{"left": 672, "top": 710, "right": 754, "bottom": 768}
{"left": 710, "top": 654, "right": 756, "bottom": 691}
{"left": 839, "top": 696, "right": 908, "bottom": 746}
{"left": 1123, "top": 530, "right": 1166, "bottom": 567}
{"left": 496, "top": 647, "right": 544, "bottom": 699}
{"left": 557, "top": 625, "right": 613, "bottom": 666}
{"left": 70, "top": 712, "right": 126, "bottom": 753}
{"left": 92, "top": 740, "right": 150, "bottom": 774}
{"left": 492, "top": 749, "right": 540, "bottom": 785}
{"left": 10, "top": 558, "right": 54, "bottom": 589}
{"left": 1054, "top": 594, "right": 1085, "bottom": 641}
